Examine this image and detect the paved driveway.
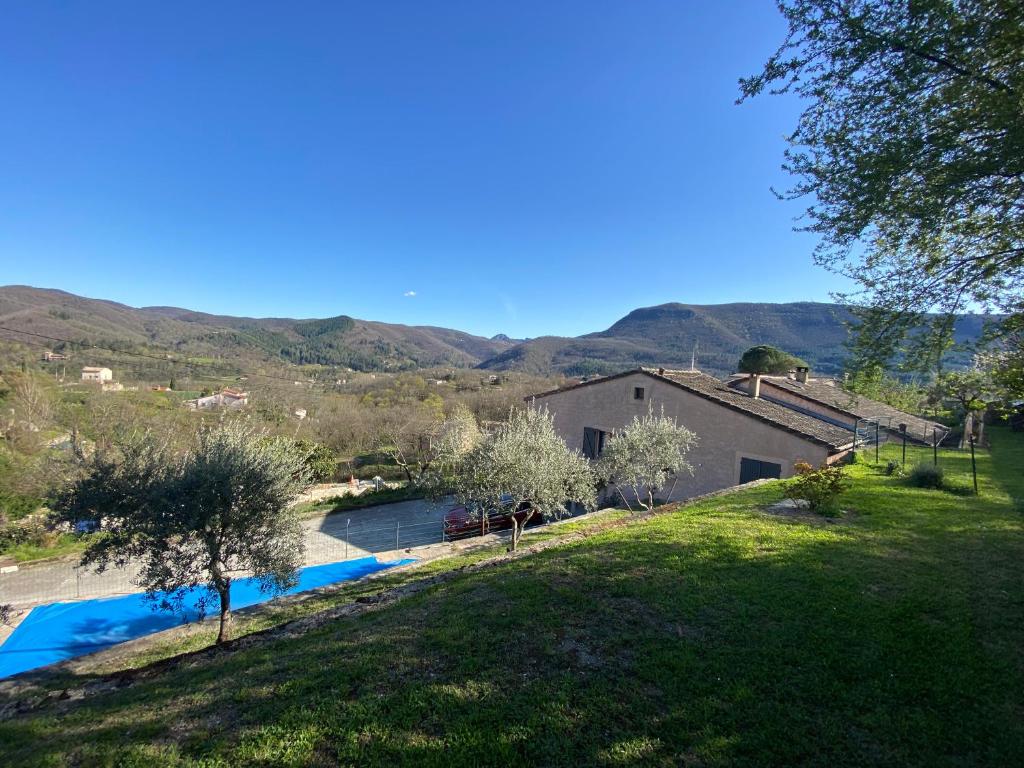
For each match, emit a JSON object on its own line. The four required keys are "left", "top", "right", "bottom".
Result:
{"left": 303, "top": 496, "right": 453, "bottom": 563}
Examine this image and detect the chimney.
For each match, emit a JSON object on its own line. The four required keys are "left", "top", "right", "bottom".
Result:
{"left": 795, "top": 366, "right": 809, "bottom": 384}
{"left": 748, "top": 374, "right": 761, "bottom": 399}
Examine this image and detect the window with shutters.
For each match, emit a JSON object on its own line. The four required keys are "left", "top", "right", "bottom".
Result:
{"left": 582, "top": 427, "right": 610, "bottom": 459}
{"left": 738, "top": 457, "right": 782, "bottom": 484}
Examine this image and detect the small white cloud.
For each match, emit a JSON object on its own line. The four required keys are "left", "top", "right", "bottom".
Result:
{"left": 403, "top": 290, "right": 417, "bottom": 297}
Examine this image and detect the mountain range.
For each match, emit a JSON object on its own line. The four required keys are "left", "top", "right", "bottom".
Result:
{"left": 0, "top": 286, "right": 988, "bottom": 379}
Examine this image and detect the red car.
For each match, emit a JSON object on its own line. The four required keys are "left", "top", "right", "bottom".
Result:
{"left": 443, "top": 498, "right": 539, "bottom": 540}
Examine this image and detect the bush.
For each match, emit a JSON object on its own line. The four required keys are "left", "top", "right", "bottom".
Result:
{"left": 0, "top": 517, "right": 53, "bottom": 553}
{"left": 884, "top": 460, "right": 903, "bottom": 477}
{"left": 786, "top": 461, "right": 850, "bottom": 516}
{"left": 351, "top": 463, "right": 407, "bottom": 482}
{"left": 907, "top": 463, "right": 944, "bottom": 489}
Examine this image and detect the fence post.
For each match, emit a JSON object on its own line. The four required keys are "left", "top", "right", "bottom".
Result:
{"left": 874, "top": 422, "right": 880, "bottom": 464}
{"left": 395, "top": 521, "right": 400, "bottom": 551}
{"left": 969, "top": 433, "right": 979, "bottom": 495}
{"left": 345, "top": 518, "right": 350, "bottom": 561}
{"left": 933, "top": 428, "right": 938, "bottom": 467}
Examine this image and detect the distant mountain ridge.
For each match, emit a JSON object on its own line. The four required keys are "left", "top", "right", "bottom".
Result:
{"left": 0, "top": 285, "right": 514, "bottom": 372}
{"left": 0, "top": 287, "right": 989, "bottom": 377}
{"left": 476, "top": 302, "right": 988, "bottom": 377}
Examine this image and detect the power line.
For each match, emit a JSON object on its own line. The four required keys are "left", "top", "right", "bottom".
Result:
{"left": 0, "top": 324, "right": 335, "bottom": 388}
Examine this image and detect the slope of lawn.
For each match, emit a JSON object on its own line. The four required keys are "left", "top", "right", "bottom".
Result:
{"left": 1, "top": 429, "right": 1023, "bottom": 767}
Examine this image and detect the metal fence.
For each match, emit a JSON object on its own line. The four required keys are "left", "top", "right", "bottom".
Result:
{"left": 0, "top": 516, "right": 453, "bottom": 609}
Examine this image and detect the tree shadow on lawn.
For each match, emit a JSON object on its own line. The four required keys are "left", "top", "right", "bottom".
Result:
{"left": 2, "top": 507, "right": 1023, "bottom": 768}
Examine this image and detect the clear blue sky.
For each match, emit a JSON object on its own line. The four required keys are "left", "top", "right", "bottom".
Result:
{"left": 0, "top": 1, "right": 852, "bottom": 339}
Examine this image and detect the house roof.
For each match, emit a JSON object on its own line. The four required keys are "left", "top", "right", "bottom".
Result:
{"left": 737, "top": 375, "right": 947, "bottom": 442}
{"left": 527, "top": 368, "right": 855, "bottom": 451}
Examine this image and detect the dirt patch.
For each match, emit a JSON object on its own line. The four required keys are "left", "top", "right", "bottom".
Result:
{"left": 761, "top": 499, "right": 855, "bottom": 525}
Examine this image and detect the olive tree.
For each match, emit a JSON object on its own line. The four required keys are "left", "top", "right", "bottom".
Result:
{"left": 597, "top": 408, "right": 697, "bottom": 512}
{"left": 53, "top": 421, "right": 310, "bottom": 643}
{"left": 937, "top": 368, "right": 994, "bottom": 446}
{"left": 451, "top": 407, "right": 595, "bottom": 551}
{"left": 376, "top": 403, "right": 481, "bottom": 487}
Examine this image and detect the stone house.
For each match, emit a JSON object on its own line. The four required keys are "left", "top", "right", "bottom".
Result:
{"left": 527, "top": 368, "right": 854, "bottom": 503}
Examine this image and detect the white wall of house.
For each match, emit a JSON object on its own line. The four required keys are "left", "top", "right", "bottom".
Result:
{"left": 533, "top": 372, "right": 832, "bottom": 502}
{"left": 81, "top": 367, "right": 113, "bottom": 382}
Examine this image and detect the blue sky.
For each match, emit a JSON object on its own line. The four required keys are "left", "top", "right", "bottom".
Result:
{"left": 0, "top": 1, "right": 852, "bottom": 339}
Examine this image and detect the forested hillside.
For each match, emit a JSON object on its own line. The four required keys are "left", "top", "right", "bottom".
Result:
{"left": 0, "top": 287, "right": 990, "bottom": 379}
{"left": 0, "top": 286, "right": 514, "bottom": 374}
{"left": 478, "top": 302, "right": 989, "bottom": 377}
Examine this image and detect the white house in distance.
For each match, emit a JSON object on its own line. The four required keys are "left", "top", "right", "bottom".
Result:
{"left": 80, "top": 366, "right": 113, "bottom": 383}
{"left": 187, "top": 388, "right": 249, "bottom": 411}
{"left": 527, "top": 367, "right": 855, "bottom": 503}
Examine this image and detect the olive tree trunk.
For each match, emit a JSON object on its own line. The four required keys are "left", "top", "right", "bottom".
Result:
{"left": 216, "top": 577, "right": 232, "bottom": 644}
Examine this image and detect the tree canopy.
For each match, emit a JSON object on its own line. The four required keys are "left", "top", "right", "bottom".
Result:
{"left": 737, "top": 345, "right": 807, "bottom": 375}
{"left": 449, "top": 407, "right": 595, "bottom": 551}
{"left": 597, "top": 407, "right": 697, "bottom": 512}
{"left": 53, "top": 421, "right": 310, "bottom": 643}
{"left": 741, "top": 0, "right": 1024, "bottom": 369}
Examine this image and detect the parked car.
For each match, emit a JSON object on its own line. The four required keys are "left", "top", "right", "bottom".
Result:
{"left": 443, "top": 497, "right": 539, "bottom": 540}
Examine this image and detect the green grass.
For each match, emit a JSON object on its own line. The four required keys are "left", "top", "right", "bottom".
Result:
{"left": 2, "top": 430, "right": 1023, "bottom": 766}
{"left": 3, "top": 533, "right": 91, "bottom": 564}
{"left": 296, "top": 484, "right": 423, "bottom": 518}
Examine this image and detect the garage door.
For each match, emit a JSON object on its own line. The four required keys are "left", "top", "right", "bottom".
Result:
{"left": 739, "top": 457, "right": 782, "bottom": 484}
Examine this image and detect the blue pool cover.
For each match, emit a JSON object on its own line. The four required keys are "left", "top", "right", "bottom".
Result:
{"left": 0, "top": 555, "right": 414, "bottom": 679}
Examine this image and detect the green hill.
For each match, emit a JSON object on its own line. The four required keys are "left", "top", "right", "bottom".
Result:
{"left": 0, "top": 285, "right": 515, "bottom": 374}
{"left": 478, "top": 302, "right": 989, "bottom": 377}
{"left": 0, "top": 287, "right": 990, "bottom": 379}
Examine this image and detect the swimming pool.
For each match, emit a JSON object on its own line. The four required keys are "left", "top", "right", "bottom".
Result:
{"left": 0, "top": 555, "right": 414, "bottom": 679}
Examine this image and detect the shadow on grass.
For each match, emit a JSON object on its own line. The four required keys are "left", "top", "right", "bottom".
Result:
{"left": 2, "top": 477, "right": 1023, "bottom": 768}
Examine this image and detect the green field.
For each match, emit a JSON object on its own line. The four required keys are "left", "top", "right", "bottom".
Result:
{"left": 2, "top": 430, "right": 1022, "bottom": 766}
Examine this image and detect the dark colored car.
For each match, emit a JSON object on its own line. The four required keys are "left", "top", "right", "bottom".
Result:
{"left": 443, "top": 498, "right": 539, "bottom": 540}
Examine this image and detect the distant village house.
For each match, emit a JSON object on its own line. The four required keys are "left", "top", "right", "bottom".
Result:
{"left": 187, "top": 388, "right": 249, "bottom": 410}
{"left": 81, "top": 366, "right": 113, "bottom": 383}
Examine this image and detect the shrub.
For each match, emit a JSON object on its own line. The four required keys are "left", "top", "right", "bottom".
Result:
{"left": 907, "top": 463, "right": 944, "bottom": 489}
{"left": 351, "top": 463, "right": 408, "bottom": 482}
{"left": 884, "top": 460, "right": 903, "bottom": 477}
{"left": 786, "top": 461, "right": 850, "bottom": 516}
{"left": 0, "top": 517, "right": 52, "bottom": 553}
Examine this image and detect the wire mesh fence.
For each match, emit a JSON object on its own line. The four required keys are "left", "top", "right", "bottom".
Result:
{"left": 0, "top": 516, "right": 453, "bottom": 608}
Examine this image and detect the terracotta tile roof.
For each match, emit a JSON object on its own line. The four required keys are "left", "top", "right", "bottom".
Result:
{"left": 650, "top": 369, "right": 855, "bottom": 450}
{"left": 527, "top": 368, "right": 855, "bottom": 451}
{"left": 750, "top": 376, "right": 947, "bottom": 443}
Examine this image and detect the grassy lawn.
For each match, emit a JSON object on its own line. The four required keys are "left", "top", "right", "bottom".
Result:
{"left": 1, "top": 430, "right": 1022, "bottom": 766}
{"left": 295, "top": 484, "right": 423, "bottom": 519}
{"left": 3, "top": 533, "right": 91, "bottom": 564}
